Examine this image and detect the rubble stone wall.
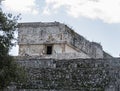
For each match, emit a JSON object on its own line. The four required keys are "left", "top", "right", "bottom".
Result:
{"left": 11, "top": 57, "right": 120, "bottom": 91}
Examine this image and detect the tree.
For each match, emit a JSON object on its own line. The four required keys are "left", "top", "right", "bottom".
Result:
{"left": 0, "top": 1, "right": 26, "bottom": 89}
{"left": 0, "top": 12, "right": 18, "bottom": 56}
{"left": 0, "top": 56, "right": 26, "bottom": 89}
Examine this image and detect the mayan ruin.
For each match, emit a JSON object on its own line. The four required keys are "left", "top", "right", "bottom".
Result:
{"left": 5, "top": 22, "right": 117, "bottom": 91}
{"left": 8, "top": 22, "right": 119, "bottom": 91}
{"left": 1, "top": 0, "right": 120, "bottom": 91}
{"left": 18, "top": 22, "right": 112, "bottom": 59}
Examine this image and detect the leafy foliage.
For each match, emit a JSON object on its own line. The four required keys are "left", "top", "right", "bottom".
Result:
{"left": 0, "top": 5, "right": 26, "bottom": 89}
{"left": 0, "top": 10, "right": 19, "bottom": 56}
{"left": 0, "top": 56, "right": 26, "bottom": 89}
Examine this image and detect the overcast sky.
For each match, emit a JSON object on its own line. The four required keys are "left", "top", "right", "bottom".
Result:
{"left": 1, "top": 0, "right": 120, "bottom": 57}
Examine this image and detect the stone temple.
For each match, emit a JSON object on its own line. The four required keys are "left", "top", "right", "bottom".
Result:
{"left": 18, "top": 22, "right": 112, "bottom": 59}
{"left": 10, "top": 22, "right": 120, "bottom": 91}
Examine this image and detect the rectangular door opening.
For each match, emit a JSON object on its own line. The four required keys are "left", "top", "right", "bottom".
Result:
{"left": 46, "top": 45, "right": 52, "bottom": 55}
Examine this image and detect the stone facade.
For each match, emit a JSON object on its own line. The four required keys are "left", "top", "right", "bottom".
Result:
{"left": 7, "top": 57, "right": 120, "bottom": 91}
{"left": 18, "top": 22, "right": 112, "bottom": 58}
{"left": 12, "top": 21, "right": 117, "bottom": 91}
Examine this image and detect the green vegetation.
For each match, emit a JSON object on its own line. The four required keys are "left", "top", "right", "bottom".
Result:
{"left": 0, "top": 56, "right": 26, "bottom": 89}
{"left": 0, "top": 1, "right": 26, "bottom": 89}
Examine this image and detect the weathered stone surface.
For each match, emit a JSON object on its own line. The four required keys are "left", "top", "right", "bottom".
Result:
{"left": 10, "top": 57, "right": 120, "bottom": 91}
{"left": 18, "top": 22, "right": 111, "bottom": 58}
{"left": 13, "top": 21, "right": 115, "bottom": 91}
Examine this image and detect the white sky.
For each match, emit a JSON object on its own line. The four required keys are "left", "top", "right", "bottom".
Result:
{"left": 1, "top": 0, "right": 120, "bottom": 57}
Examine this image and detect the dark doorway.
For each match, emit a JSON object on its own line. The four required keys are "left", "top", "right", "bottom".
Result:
{"left": 46, "top": 45, "right": 52, "bottom": 54}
